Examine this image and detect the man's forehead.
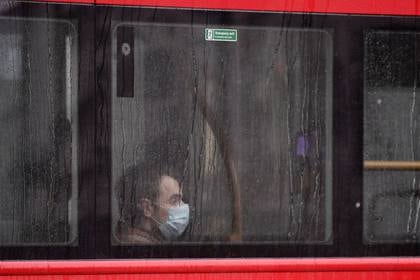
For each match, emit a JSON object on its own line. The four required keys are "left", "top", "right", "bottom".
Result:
{"left": 158, "top": 175, "right": 181, "bottom": 198}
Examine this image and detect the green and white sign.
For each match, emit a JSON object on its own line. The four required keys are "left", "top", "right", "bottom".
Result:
{"left": 205, "top": 28, "right": 237, "bottom": 42}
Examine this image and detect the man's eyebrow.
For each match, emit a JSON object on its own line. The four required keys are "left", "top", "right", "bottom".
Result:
{"left": 169, "top": 193, "right": 182, "bottom": 201}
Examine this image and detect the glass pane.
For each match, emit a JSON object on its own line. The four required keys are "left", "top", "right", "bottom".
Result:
{"left": 112, "top": 23, "right": 332, "bottom": 244}
{"left": 0, "top": 18, "right": 78, "bottom": 245}
{"left": 364, "top": 31, "right": 420, "bottom": 243}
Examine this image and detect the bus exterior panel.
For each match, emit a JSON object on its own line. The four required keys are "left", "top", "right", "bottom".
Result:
{"left": 3, "top": 258, "right": 420, "bottom": 279}
{"left": 1, "top": 0, "right": 420, "bottom": 279}
{"left": 36, "top": 0, "right": 420, "bottom": 16}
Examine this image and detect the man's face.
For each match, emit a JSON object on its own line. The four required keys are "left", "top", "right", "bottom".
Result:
{"left": 153, "top": 175, "right": 182, "bottom": 223}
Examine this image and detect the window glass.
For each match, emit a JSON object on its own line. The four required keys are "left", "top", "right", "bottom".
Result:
{"left": 364, "top": 31, "right": 420, "bottom": 243}
{"left": 112, "top": 23, "right": 332, "bottom": 244}
{"left": 0, "top": 18, "right": 78, "bottom": 245}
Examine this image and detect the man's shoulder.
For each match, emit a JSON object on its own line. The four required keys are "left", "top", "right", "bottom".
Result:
{"left": 126, "top": 229, "right": 161, "bottom": 244}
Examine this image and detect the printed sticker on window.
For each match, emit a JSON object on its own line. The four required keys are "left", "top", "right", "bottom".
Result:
{"left": 205, "top": 28, "right": 237, "bottom": 42}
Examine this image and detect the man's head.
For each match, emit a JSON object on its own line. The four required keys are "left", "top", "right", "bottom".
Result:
{"left": 140, "top": 175, "right": 182, "bottom": 224}
{"left": 118, "top": 162, "right": 189, "bottom": 241}
{"left": 139, "top": 174, "right": 190, "bottom": 240}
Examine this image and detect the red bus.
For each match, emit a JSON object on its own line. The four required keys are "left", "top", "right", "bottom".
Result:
{"left": 1, "top": 0, "right": 420, "bottom": 278}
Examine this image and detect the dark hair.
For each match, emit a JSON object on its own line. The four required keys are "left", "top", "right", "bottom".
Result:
{"left": 115, "top": 159, "right": 183, "bottom": 238}
{"left": 115, "top": 132, "right": 188, "bottom": 240}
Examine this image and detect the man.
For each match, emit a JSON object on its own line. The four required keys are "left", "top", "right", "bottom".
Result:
{"left": 119, "top": 166, "right": 190, "bottom": 244}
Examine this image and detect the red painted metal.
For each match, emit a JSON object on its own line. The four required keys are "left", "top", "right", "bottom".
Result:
{"left": 36, "top": 0, "right": 420, "bottom": 16}
{"left": 9, "top": 1, "right": 420, "bottom": 279}
{"left": 1, "top": 258, "right": 420, "bottom": 276}
{"left": 2, "top": 272, "right": 420, "bottom": 280}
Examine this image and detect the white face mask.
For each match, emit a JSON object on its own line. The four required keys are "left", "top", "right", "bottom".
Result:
{"left": 154, "top": 203, "right": 190, "bottom": 240}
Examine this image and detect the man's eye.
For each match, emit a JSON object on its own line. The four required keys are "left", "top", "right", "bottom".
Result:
{"left": 169, "top": 197, "right": 181, "bottom": 205}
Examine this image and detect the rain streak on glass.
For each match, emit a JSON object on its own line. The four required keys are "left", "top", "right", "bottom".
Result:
{"left": 0, "top": 18, "right": 78, "bottom": 245}
{"left": 364, "top": 31, "right": 420, "bottom": 243}
{"left": 112, "top": 23, "right": 332, "bottom": 244}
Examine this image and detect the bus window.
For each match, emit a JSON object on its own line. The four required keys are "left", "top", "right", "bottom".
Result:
{"left": 364, "top": 31, "right": 420, "bottom": 243}
{"left": 111, "top": 23, "right": 333, "bottom": 244}
{"left": 0, "top": 18, "right": 78, "bottom": 245}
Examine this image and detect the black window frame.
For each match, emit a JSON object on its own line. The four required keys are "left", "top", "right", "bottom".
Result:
{"left": 1, "top": 1, "right": 420, "bottom": 259}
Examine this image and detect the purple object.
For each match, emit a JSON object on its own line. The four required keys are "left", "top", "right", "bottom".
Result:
{"left": 297, "top": 135, "right": 308, "bottom": 157}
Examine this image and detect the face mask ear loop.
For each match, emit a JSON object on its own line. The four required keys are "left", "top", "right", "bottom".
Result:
{"left": 149, "top": 202, "right": 166, "bottom": 226}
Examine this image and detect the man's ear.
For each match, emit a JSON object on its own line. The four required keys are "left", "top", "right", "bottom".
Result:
{"left": 140, "top": 198, "right": 153, "bottom": 217}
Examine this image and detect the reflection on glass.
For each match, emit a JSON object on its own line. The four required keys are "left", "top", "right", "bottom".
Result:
{"left": 0, "top": 18, "right": 78, "bottom": 245}
{"left": 112, "top": 23, "right": 332, "bottom": 244}
{"left": 364, "top": 31, "right": 420, "bottom": 243}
